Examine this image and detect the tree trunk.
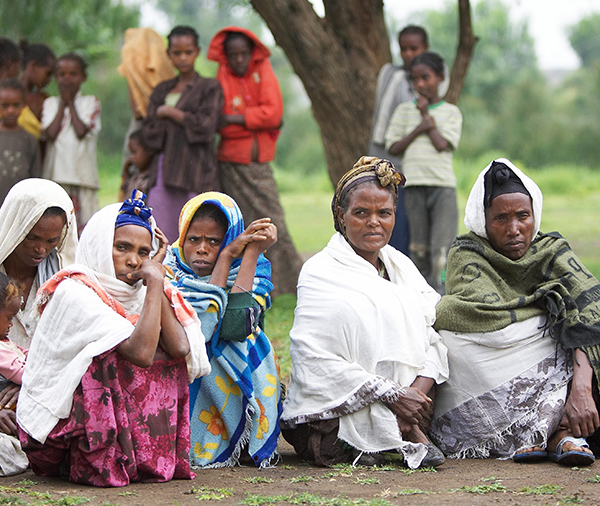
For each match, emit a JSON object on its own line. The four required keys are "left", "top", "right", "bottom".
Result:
{"left": 250, "top": 0, "right": 391, "bottom": 185}
{"left": 445, "top": 0, "right": 478, "bottom": 104}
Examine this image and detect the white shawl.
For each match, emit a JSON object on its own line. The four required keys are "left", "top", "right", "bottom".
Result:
{"left": 0, "top": 178, "right": 78, "bottom": 347}
{"left": 464, "top": 158, "right": 543, "bottom": 240}
{"left": 282, "top": 233, "right": 448, "bottom": 466}
{"left": 18, "top": 204, "right": 209, "bottom": 443}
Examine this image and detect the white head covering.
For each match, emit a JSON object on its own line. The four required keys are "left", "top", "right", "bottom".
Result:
{"left": 0, "top": 179, "right": 78, "bottom": 282}
{"left": 464, "top": 158, "right": 543, "bottom": 240}
{"left": 76, "top": 203, "right": 159, "bottom": 313}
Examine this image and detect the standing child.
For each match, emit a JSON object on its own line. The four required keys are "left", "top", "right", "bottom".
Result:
{"left": 120, "top": 129, "right": 157, "bottom": 198}
{"left": 0, "top": 79, "right": 41, "bottom": 205}
{"left": 370, "top": 26, "right": 449, "bottom": 255}
{"left": 0, "top": 272, "right": 29, "bottom": 476}
{"left": 207, "top": 26, "right": 302, "bottom": 296}
{"left": 19, "top": 43, "right": 56, "bottom": 129}
{"left": 42, "top": 53, "right": 101, "bottom": 234}
{"left": 143, "top": 25, "right": 223, "bottom": 243}
{"left": 385, "top": 52, "right": 462, "bottom": 293}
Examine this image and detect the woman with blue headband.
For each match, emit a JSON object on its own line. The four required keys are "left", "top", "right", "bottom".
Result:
{"left": 17, "top": 191, "right": 210, "bottom": 487}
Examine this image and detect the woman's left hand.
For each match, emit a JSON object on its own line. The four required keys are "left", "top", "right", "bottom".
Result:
{"left": 564, "top": 384, "right": 600, "bottom": 438}
{"left": 156, "top": 105, "right": 175, "bottom": 119}
{"left": 152, "top": 227, "right": 169, "bottom": 264}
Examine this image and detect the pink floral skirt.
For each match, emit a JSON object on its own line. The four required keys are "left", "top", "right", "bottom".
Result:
{"left": 20, "top": 348, "right": 193, "bottom": 487}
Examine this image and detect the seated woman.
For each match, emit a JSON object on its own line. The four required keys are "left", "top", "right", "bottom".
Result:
{"left": 0, "top": 178, "right": 77, "bottom": 349}
{"left": 17, "top": 191, "right": 210, "bottom": 487}
{"left": 281, "top": 156, "right": 449, "bottom": 469}
{"left": 164, "top": 192, "right": 281, "bottom": 468}
{"left": 431, "top": 159, "right": 600, "bottom": 466}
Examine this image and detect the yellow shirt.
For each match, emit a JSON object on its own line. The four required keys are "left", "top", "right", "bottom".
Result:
{"left": 18, "top": 106, "right": 41, "bottom": 139}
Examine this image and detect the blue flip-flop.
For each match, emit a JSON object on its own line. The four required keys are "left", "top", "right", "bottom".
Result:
{"left": 512, "top": 446, "right": 548, "bottom": 463}
{"left": 548, "top": 436, "right": 595, "bottom": 466}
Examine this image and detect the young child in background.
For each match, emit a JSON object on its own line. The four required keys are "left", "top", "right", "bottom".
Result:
{"left": 42, "top": 53, "right": 101, "bottom": 234}
{"left": 120, "top": 129, "right": 157, "bottom": 198}
{"left": 0, "top": 38, "right": 42, "bottom": 140}
{"left": 19, "top": 42, "right": 56, "bottom": 124}
{"left": 385, "top": 52, "right": 462, "bottom": 294}
{"left": 143, "top": 25, "right": 223, "bottom": 243}
{"left": 0, "top": 79, "right": 41, "bottom": 205}
{"left": 207, "top": 26, "right": 302, "bottom": 296}
{"left": 370, "top": 26, "right": 449, "bottom": 255}
{"left": 0, "top": 272, "right": 29, "bottom": 476}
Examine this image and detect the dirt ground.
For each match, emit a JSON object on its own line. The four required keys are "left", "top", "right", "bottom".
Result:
{"left": 2, "top": 440, "right": 600, "bottom": 506}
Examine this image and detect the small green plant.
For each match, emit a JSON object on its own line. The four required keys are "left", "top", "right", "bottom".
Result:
{"left": 587, "top": 474, "right": 600, "bottom": 483}
{"left": 399, "top": 465, "right": 437, "bottom": 476}
{"left": 392, "top": 489, "right": 430, "bottom": 496}
{"left": 289, "top": 474, "right": 315, "bottom": 483}
{"left": 518, "top": 484, "right": 562, "bottom": 495}
{"left": 241, "top": 493, "right": 291, "bottom": 506}
{"left": 118, "top": 490, "right": 140, "bottom": 496}
{"left": 0, "top": 497, "right": 26, "bottom": 506}
{"left": 189, "top": 486, "right": 234, "bottom": 501}
{"left": 55, "top": 496, "right": 92, "bottom": 505}
{"left": 354, "top": 477, "right": 381, "bottom": 485}
{"left": 281, "top": 465, "right": 294, "bottom": 470}
{"left": 14, "top": 480, "right": 37, "bottom": 488}
{"left": 480, "top": 476, "right": 499, "bottom": 482}
{"left": 244, "top": 477, "right": 274, "bottom": 484}
{"left": 559, "top": 496, "right": 584, "bottom": 505}
{"left": 450, "top": 483, "right": 507, "bottom": 494}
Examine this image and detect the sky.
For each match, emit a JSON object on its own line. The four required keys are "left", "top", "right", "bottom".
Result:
{"left": 139, "top": 0, "right": 600, "bottom": 71}
{"left": 386, "top": 0, "right": 600, "bottom": 70}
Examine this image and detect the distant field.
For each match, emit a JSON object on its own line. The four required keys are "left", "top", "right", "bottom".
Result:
{"left": 99, "top": 151, "right": 600, "bottom": 379}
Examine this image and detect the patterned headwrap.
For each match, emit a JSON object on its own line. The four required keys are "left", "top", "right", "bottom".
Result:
{"left": 331, "top": 156, "right": 405, "bottom": 235}
{"left": 115, "top": 189, "right": 153, "bottom": 237}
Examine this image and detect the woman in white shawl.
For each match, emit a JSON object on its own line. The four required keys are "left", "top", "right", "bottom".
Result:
{"left": 17, "top": 191, "right": 210, "bottom": 487}
{"left": 281, "top": 156, "right": 449, "bottom": 469}
{"left": 431, "top": 158, "right": 599, "bottom": 466}
{"left": 0, "top": 178, "right": 77, "bottom": 350}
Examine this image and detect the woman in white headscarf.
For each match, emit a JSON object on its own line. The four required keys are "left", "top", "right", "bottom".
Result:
{"left": 0, "top": 178, "right": 77, "bottom": 350}
{"left": 17, "top": 192, "right": 210, "bottom": 487}
{"left": 431, "top": 158, "right": 600, "bottom": 467}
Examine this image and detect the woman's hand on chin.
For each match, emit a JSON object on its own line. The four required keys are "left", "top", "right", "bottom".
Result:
{"left": 127, "top": 260, "right": 166, "bottom": 286}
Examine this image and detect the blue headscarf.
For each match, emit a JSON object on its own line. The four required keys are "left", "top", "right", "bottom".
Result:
{"left": 115, "top": 189, "right": 153, "bottom": 237}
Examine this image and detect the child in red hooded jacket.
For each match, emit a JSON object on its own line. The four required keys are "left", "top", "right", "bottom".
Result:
{"left": 207, "top": 27, "right": 302, "bottom": 296}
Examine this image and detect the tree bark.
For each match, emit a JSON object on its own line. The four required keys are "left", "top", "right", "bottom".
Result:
{"left": 250, "top": 0, "right": 391, "bottom": 185}
{"left": 445, "top": 0, "right": 478, "bottom": 104}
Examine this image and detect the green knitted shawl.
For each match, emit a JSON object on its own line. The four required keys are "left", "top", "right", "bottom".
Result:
{"left": 436, "top": 232, "right": 600, "bottom": 378}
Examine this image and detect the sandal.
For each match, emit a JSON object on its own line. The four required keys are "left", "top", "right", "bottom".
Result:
{"left": 512, "top": 446, "right": 548, "bottom": 463}
{"left": 548, "top": 436, "right": 595, "bottom": 466}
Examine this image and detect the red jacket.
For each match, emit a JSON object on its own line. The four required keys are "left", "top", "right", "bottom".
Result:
{"left": 207, "top": 27, "right": 283, "bottom": 164}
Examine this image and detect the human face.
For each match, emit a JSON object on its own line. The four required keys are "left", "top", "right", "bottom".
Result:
{"left": 0, "top": 296, "right": 20, "bottom": 339}
{"left": 12, "top": 214, "right": 65, "bottom": 268}
{"left": 112, "top": 225, "right": 152, "bottom": 285}
{"left": 128, "top": 138, "right": 153, "bottom": 171}
{"left": 55, "top": 59, "right": 86, "bottom": 93}
{"left": 28, "top": 59, "right": 56, "bottom": 89}
{"left": 485, "top": 193, "right": 535, "bottom": 260}
{"left": 168, "top": 35, "right": 200, "bottom": 76}
{"left": 183, "top": 217, "right": 226, "bottom": 277}
{"left": 399, "top": 33, "right": 428, "bottom": 67}
{"left": 411, "top": 63, "right": 443, "bottom": 104}
{"left": 0, "top": 88, "right": 24, "bottom": 130}
{"left": 225, "top": 37, "right": 253, "bottom": 77}
{"left": 337, "top": 184, "right": 395, "bottom": 266}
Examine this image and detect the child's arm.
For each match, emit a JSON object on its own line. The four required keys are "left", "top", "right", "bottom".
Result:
{"left": 231, "top": 222, "right": 277, "bottom": 293}
{"left": 386, "top": 98, "right": 430, "bottom": 156}
{"left": 0, "top": 347, "right": 27, "bottom": 385}
{"left": 208, "top": 218, "right": 275, "bottom": 289}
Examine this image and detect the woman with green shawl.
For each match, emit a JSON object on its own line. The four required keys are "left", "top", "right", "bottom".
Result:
{"left": 430, "top": 158, "right": 600, "bottom": 466}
